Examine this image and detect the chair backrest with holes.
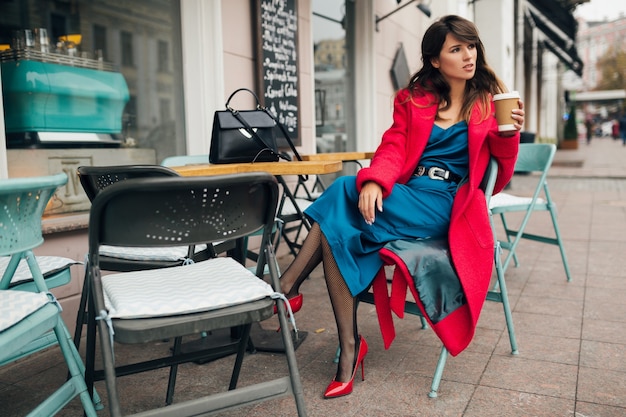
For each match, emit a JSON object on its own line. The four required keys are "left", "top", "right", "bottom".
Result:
{"left": 77, "top": 165, "right": 179, "bottom": 202}
{"left": 88, "top": 173, "right": 278, "bottom": 258}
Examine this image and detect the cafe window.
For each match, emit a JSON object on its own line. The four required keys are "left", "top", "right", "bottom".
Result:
{"left": 50, "top": 13, "right": 67, "bottom": 39}
{"left": 121, "top": 30, "right": 134, "bottom": 67}
{"left": 125, "top": 96, "right": 138, "bottom": 131}
{"left": 160, "top": 98, "right": 171, "bottom": 122}
{"left": 0, "top": 1, "right": 186, "bottom": 165}
{"left": 93, "top": 24, "right": 107, "bottom": 60}
{"left": 157, "top": 39, "right": 168, "bottom": 73}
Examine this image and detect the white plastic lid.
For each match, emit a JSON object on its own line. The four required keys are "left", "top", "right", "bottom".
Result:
{"left": 493, "top": 91, "right": 520, "bottom": 101}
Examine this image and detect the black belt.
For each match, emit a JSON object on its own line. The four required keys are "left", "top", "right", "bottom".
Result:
{"left": 413, "top": 165, "right": 462, "bottom": 183}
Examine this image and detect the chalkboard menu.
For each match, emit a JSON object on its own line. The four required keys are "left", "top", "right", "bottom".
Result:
{"left": 255, "top": 0, "right": 300, "bottom": 146}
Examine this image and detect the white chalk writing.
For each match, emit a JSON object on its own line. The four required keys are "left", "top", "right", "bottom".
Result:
{"left": 259, "top": 0, "right": 298, "bottom": 139}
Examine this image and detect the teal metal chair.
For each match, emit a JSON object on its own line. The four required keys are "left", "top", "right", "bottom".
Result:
{"left": 0, "top": 173, "right": 98, "bottom": 416}
{"left": 489, "top": 143, "right": 572, "bottom": 281}
{"left": 350, "top": 158, "right": 518, "bottom": 398}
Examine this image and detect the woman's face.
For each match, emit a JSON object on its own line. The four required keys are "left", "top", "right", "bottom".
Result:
{"left": 430, "top": 34, "right": 477, "bottom": 84}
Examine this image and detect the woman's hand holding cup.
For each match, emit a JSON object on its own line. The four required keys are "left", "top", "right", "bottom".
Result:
{"left": 494, "top": 91, "right": 525, "bottom": 137}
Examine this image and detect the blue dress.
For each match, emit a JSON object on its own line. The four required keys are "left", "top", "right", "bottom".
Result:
{"left": 305, "top": 122, "right": 470, "bottom": 296}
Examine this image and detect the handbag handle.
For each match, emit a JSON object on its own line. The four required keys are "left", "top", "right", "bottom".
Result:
{"left": 225, "top": 87, "right": 263, "bottom": 111}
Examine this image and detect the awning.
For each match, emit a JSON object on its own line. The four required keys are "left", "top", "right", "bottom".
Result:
{"left": 526, "top": 1, "right": 584, "bottom": 76}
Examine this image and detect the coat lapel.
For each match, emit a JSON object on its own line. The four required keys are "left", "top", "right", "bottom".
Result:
{"left": 410, "top": 96, "right": 438, "bottom": 154}
{"left": 466, "top": 103, "right": 490, "bottom": 188}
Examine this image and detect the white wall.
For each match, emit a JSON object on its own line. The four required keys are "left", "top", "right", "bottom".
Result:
{"left": 371, "top": 0, "right": 445, "bottom": 147}
{"left": 180, "top": 0, "right": 225, "bottom": 156}
{"left": 540, "top": 53, "right": 561, "bottom": 141}
{"left": 474, "top": 0, "right": 516, "bottom": 91}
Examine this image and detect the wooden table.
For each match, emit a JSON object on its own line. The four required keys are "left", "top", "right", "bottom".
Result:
{"left": 172, "top": 160, "right": 343, "bottom": 177}
{"left": 300, "top": 151, "right": 374, "bottom": 162}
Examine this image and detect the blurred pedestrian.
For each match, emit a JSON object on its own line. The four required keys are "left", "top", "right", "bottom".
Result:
{"left": 619, "top": 112, "right": 626, "bottom": 146}
{"left": 585, "top": 117, "right": 592, "bottom": 144}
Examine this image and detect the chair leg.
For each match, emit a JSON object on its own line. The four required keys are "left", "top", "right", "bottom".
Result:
{"left": 27, "top": 321, "right": 99, "bottom": 417}
{"left": 93, "top": 309, "right": 123, "bottom": 417}
{"left": 428, "top": 346, "right": 448, "bottom": 398}
{"left": 61, "top": 317, "right": 104, "bottom": 410}
{"left": 84, "top": 297, "right": 99, "bottom": 403}
{"left": 266, "top": 245, "right": 307, "bottom": 416}
{"left": 166, "top": 336, "right": 183, "bottom": 405}
{"left": 499, "top": 213, "right": 520, "bottom": 271}
{"left": 277, "top": 176, "right": 312, "bottom": 257}
{"left": 73, "top": 270, "right": 90, "bottom": 348}
{"left": 546, "top": 200, "right": 572, "bottom": 282}
{"left": 228, "top": 324, "right": 252, "bottom": 390}
{"left": 333, "top": 345, "right": 341, "bottom": 364}
{"left": 493, "top": 242, "right": 518, "bottom": 355}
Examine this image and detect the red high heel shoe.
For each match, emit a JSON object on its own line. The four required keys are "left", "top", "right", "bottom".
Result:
{"left": 273, "top": 293, "right": 303, "bottom": 315}
{"left": 323, "top": 335, "right": 368, "bottom": 399}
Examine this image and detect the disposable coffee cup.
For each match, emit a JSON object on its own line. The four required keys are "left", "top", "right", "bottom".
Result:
{"left": 493, "top": 91, "right": 520, "bottom": 132}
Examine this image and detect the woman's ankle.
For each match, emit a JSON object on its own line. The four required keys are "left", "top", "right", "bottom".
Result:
{"left": 279, "top": 278, "right": 297, "bottom": 297}
{"left": 336, "top": 339, "right": 357, "bottom": 381}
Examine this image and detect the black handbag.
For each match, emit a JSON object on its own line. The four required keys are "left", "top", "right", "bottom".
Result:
{"left": 210, "top": 88, "right": 303, "bottom": 165}
{"left": 210, "top": 88, "right": 278, "bottom": 163}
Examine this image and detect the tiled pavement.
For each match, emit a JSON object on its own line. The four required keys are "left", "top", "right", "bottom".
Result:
{"left": 2, "top": 137, "right": 625, "bottom": 416}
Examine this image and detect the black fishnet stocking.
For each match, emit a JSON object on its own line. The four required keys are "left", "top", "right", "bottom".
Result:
{"left": 321, "top": 234, "right": 359, "bottom": 383}
{"left": 279, "top": 222, "right": 323, "bottom": 297}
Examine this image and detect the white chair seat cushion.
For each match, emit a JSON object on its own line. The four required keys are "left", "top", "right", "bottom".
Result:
{"left": 0, "top": 256, "right": 80, "bottom": 285}
{"left": 0, "top": 290, "right": 50, "bottom": 332}
{"left": 489, "top": 192, "right": 544, "bottom": 209}
{"left": 280, "top": 198, "right": 314, "bottom": 216}
{"left": 102, "top": 257, "right": 276, "bottom": 319}
{"left": 99, "top": 244, "right": 208, "bottom": 262}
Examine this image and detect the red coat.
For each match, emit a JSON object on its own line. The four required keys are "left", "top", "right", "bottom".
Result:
{"left": 356, "top": 90, "right": 519, "bottom": 356}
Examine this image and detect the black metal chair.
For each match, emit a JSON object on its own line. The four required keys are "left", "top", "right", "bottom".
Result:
{"left": 86, "top": 173, "right": 306, "bottom": 416}
{"left": 74, "top": 165, "right": 213, "bottom": 405}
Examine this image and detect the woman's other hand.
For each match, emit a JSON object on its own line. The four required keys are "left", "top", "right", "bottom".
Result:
{"left": 358, "top": 181, "right": 383, "bottom": 225}
{"left": 500, "top": 99, "right": 525, "bottom": 137}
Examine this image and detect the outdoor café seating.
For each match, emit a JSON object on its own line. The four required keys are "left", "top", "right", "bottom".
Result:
{"left": 82, "top": 172, "right": 306, "bottom": 416}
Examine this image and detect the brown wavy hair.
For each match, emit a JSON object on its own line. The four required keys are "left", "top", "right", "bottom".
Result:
{"left": 406, "top": 15, "right": 507, "bottom": 123}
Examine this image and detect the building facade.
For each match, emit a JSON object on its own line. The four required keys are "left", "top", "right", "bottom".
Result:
{"left": 577, "top": 15, "right": 626, "bottom": 91}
